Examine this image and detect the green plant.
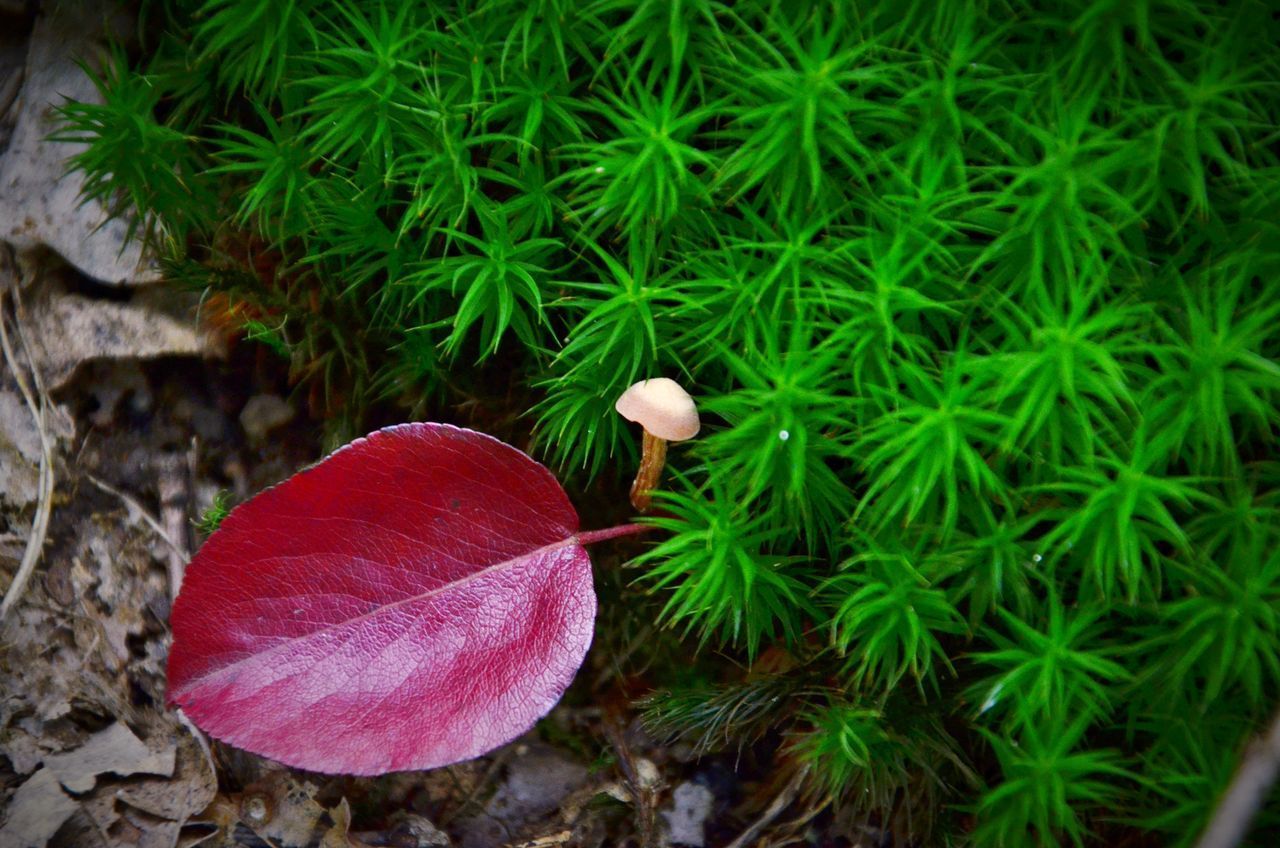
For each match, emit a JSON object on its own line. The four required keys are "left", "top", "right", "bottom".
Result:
{"left": 53, "top": 46, "right": 211, "bottom": 248}
{"left": 631, "top": 475, "right": 817, "bottom": 660}
{"left": 825, "top": 534, "right": 967, "bottom": 693}
{"left": 973, "top": 716, "right": 1135, "bottom": 848}
{"left": 61, "top": 0, "right": 1280, "bottom": 842}
{"left": 968, "top": 593, "right": 1130, "bottom": 729}
{"left": 194, "top": 490, "right": 231, "bottom": 535}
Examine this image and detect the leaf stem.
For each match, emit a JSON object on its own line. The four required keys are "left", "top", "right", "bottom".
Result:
{"left": 576, "top": 523, "right": 651, "bottom": 545}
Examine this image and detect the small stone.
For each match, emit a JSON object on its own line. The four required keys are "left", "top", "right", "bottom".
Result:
{"left": 387, "top": 814, "right": 451, "bottom": 847}
{"left": 457, "top": 746, "right": 588, "bottom": 848}
{"left": 84, "top": 360, "right": 149, "bottom": 428}
{"left": 660, "top": 781, "right": 715, "bottom": 848}
{"left": 239, "top": 394, "right": 295, "bottom": 445}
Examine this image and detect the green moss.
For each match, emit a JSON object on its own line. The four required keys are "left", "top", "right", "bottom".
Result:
{"left": 61, "top": 0, "right": 1280, "bottom": 843}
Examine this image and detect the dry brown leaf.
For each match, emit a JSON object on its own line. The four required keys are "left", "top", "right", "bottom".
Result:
{"left": 44, "top": 722, "right": 174, "bottom": 794}
{"left": 1, "top": 607, "right": 77, "bottom": 724}
{"left": 80, "top": 784, "right": 123, "bottom": 833}
{"left": 0, "top": 767, "right": 79, "bottom": 848}
{"left": 64, "top": 715, "right": 215, "bottom": 848}
{"left": 508, "top": 831, "right": 572, "bottom": 848}
{"left": 173, "top": 822, "right": 220, "bottom": 848}
{"left": 318, "top": 798, "right": 380, "bottom": 848}
{"left": 181, "top": 795, "right": 238, "bottom": 848}
{"left": 67, "top": 555, "right": 143, "bottom": 677}
{"left": 318, "top": 798, "right": 354, "bottom": 848}
{"left": 0, "top": 727, "right": 46, "bottom": 775}
{"left": 237, "top": 771, "right": 325, "bottom": 848}
{"left": 46, "top": 810, "right": 110, "bottom": 848}
{"left": 113, "top": 724, "right": 216, "bottom": 825}
{"left": 109, "top": 808, "right": 180, "bottom": 848}
{"left": 0, "top": 388, "right": 70, "bottom": 511}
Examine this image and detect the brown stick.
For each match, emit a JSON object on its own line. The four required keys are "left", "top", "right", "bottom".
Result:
{"left": 629, "top": 430, "right": 667, "bottom": 512}
{"left": 0, "top": 278, "right": 54, "bottom": 620}
{"left": 1195, "top": 707, "right": 1280, "bottom": 848}
{"left": 157, "top": 453, "right": 190, "bottom": 603}
{"left": 84, "top": 473, "right": 185, "bottom": 559}
{"left": 724, "top": 765, "right": 810, "bottom": 848}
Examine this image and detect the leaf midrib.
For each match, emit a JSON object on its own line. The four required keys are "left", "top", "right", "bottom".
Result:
{"left": 173, "top": 532, "right": 580, "bottom": 695}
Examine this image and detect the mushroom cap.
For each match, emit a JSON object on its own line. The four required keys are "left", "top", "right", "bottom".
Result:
{"left": 614, "top": 378, "right": 700, "bottom": 441}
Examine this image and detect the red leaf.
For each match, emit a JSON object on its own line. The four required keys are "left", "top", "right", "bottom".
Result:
{"left": 167, "top": 423, "right": 603, "bottom": 775}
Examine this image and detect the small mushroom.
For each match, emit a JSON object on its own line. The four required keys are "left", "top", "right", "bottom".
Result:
{"left": 615, "top": 378, "right": 700, "bottom": 511}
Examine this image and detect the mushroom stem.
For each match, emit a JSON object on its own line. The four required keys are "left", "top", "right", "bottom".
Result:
{"left": 630, "top": 430, "right": 668, "bottom": 512}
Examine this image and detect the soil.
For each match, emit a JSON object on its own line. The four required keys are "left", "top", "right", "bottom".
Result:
{"left": 0, "top": 268, "right": 761, "bottom": 848}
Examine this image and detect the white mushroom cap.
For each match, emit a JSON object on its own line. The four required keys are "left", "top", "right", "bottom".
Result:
{"left": 615, "top": 378, "right": 700, "bottom": 441}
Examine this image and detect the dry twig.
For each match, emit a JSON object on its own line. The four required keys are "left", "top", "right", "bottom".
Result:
{"left": 724, "top": 766, "right": 811, "bottom": 848}
{"left": 603, "top": 717, "right": 663, "bottom": 847}
{"left": 84, "top": 472, "right": 187, "bottom": 559}
{"left": 157, "top": 451, "right": 192, "bottom": 601}
{"left": 0, "top": 271, "right": 55, "bottom": 620}
{"left": 1195, "top": 707, "right": 1280, "bottom": 848}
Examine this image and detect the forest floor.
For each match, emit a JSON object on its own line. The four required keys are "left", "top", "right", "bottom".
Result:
{"left": 0, "top": 4, "right": 862, "bottom": 847}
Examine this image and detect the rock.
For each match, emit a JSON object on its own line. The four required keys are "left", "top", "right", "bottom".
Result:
{"left": 660, "top": 781, "right": 715, "bottom": 848}
{"left": 172, "top": 396, "right": 230, "bottom": 443}
{"left": 0, "top": 2, "right": 159, "bottom": 285}
{"left": 83, "top": 360, "right": 151, "bottom": 428}
{"left": 20, "top": 285, "right": 217, "bottom": 390}
{"left": 457, "top": 746, "right": 589, "bottom": 848}
{"left": 385, "top": 814, "right": 451, "bottom": 847}
{"left": 0, "top": 10, "right": 29, "bottom": 153}
{"left": 486, "top": 749, "right": 589, "bottom": 826}
{"left": 239, "top": 394, "right": 295, "bottom": 445}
